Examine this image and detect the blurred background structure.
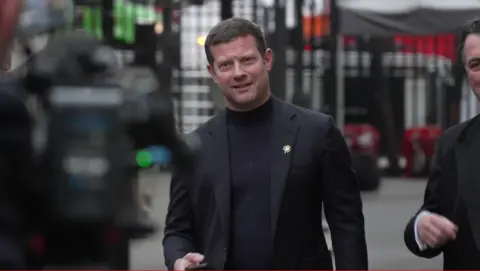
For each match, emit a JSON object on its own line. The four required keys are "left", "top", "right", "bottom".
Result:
{"left": 72, "top": 0, "right": 480, "bottom": 183}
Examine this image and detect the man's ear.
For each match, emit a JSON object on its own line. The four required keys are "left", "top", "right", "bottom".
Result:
{"left": 207, "top": 64, "right": 218, "bottom": 83}
{"left": 264, "top": 48, "right": 273, "bottom": 72}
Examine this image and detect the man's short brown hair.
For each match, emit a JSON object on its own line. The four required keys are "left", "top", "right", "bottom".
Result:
{"left": 204, "top": 17, "right": 267, "bottom": 65}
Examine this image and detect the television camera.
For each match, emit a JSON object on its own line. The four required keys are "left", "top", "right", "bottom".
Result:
{"left": 21, "top": 31, "right": 200, "bottom": 269}
{"left": 0, "top": 0, "right": 201, "bottom": 268}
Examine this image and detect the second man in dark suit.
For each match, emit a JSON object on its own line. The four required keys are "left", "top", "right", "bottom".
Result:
{"left": 404, "top": 18, "right": 480, "bottom": 269}
{"left": 163, "top": 17, "right": 368, "bottom": 270}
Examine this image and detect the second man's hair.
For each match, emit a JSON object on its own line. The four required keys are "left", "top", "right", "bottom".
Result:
{"left": 459, "top": 17, "right": 480, "bottom": 64}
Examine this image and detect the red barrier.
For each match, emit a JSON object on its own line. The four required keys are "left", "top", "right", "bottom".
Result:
{"left": 402, "top": 126, "right": 442, "bottom": 177}
{"left": 344, "top": 124, "right": 380, "bottom": 157}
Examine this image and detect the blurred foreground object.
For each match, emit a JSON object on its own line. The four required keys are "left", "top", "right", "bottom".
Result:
{"left": 21, "top": 30, "right": 199, "bottom": 268}
{"left": 0, "top": 0, "right": 74, "bottom": 269}
{"left": 1, "top": 52, "right": 11, "bottom": 71}
{"left": 1, "top": 0, "right": 198, "bottom": 267}
{"left": 3, "top": 0, "right": 74, "bottom": 70}
{"left": 0, "top": 0, "right": 23, "bottom": 65}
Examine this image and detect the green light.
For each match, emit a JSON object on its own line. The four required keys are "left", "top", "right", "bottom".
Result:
{"left": 81, "top": 0, "right": 163, "bottom": 44}
{"left": 136, "top": 150, "right": 153, "bottom": 168}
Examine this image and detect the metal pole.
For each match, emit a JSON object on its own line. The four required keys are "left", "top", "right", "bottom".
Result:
{"left": 335, "top": 35, "right": 344, "bottom": 132}
{"left": 329, "top": 0, "right": 343, "bottom": 131}
{"left": 293, "top": 0, "right": 303, "bottom": 103}
{"left": 158, "top": 0, "right": 184, "bottom": 132}
{"left": 160, "top": 0, "right": 173, "bottom": 87}
{"left": 221, "top": 0, "right": 233, "bottom": 20}
{"left": 271, "top": 0, "right": 287, "bottom": 100}
{"left": 370, "top": 37, "right": 400, "bottom": 175}
{"left": 101, "top": 0, "right": 114, "bottom": 42}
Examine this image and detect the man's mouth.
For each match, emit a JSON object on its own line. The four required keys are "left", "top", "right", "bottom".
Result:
{"left": 233, "top": 83, "right": 252, "bottom": 89}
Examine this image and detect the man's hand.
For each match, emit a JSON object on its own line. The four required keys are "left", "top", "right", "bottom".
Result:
{"left": 417, "top": 213, "right": 458, "bottom": 248}
{"left": 173, "top": 253, "right": 205, "bottom": 270}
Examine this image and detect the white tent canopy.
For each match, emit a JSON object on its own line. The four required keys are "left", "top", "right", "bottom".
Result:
{"left": 264, "top": 0, "right": 480, "bottom": 35}
{"left": 338, "top": 0, "right": 480, "bottom": 35}
{"left": 339, "top": 0, "right": 479, "bottom": 13}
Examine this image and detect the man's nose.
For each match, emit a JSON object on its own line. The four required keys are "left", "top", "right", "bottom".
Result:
{"left": 233, "top": 62, "right": 246, "bottom": 79}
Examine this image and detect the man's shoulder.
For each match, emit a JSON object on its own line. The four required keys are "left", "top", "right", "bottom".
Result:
{"left": 280, "top": 103, "right": 337, "bottom": 142}
{"left": 186, "top": 114, "right": 221, "bottom": 137}
{"left": 439, "top": 116, "right": 479, "bottom": 148}
{"left": 286, "top": 102, "right": 333, "bottom": 127}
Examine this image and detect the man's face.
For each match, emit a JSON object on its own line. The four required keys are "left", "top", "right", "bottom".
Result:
{"left": 207, "top": 35, "right": 273, "bottom": 111}
{"left": 464, "top": 34, "right": 480, "bottom": 97}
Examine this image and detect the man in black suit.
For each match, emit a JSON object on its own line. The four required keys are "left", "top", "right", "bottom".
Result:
{"left": 163, "top": 17, "right": 368, "bottom": 270}
{"left": 404, "top": 18, "right": 480, "bottom": 269}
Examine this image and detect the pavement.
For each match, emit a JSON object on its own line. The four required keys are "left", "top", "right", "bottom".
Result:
{"left": 131, "top": 173, "right": 443, "bottom": 269}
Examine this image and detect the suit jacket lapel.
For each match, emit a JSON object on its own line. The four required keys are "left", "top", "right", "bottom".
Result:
{"left": 270, "top": 98, "right": 299, "bottom": 240}
{"left": 208, "top": 111, "right": 231, "bottom": 242}
{"left": 456, "top": 116, "right": 480, "bottom": 250}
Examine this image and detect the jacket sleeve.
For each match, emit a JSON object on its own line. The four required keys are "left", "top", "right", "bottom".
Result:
{"left": 404, "top": 135, "right": 446, "bottom": 258}
{"left": 321, "top": 117, "right": 368, "bottom": 270}
{"left": 163, "top": 169, "right": 197, "bottom": 269}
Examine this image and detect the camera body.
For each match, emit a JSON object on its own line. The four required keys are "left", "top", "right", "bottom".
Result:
{"left": 32, "top": 63, "right": 174, "bottom": 227}
{"left": 45, "top": 85, "right": 135, "bottom": 225}
{"left": 21, "top": 33, "right": 198, "bottom": 268}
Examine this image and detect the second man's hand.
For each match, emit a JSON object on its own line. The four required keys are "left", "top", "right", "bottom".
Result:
{"left": 417, "top": 212, "right": 458, "bottom": 248}
{"left": 174, "top": 253, "right": 205, "bottom": 270}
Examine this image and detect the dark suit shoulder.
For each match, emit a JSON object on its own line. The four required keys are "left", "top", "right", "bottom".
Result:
{"left": 439, "top": 116, "right": 479, "bottom": 151}
{"left": 286, "top": 103, "right": 333, "bottom": 130}
{"left": 402, "top": 119, "right": 475, "bottom": 260}
{"left": 187, "top": 114, "right": 221, "bottom": 137}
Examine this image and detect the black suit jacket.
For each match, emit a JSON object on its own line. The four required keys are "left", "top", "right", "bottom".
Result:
{"left": 404, "top": 115, "right": 480, "bottom": 269}
{"left": 163, "top": 97, "right": 368, "bottom": 270}
{"left": 0, "top": 77, "right": 37, "bottom": 269}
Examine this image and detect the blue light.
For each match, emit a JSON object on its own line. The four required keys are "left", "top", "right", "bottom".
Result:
{"left": 146, "top": 145, "right": 172, "bottom": 164}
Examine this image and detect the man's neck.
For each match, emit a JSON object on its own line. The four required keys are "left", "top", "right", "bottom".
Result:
{"left": 226, "top": 92, "right": 271, "bottom": 112}
{"left": 226, "top": 94, "right": 273, "bottom": 125}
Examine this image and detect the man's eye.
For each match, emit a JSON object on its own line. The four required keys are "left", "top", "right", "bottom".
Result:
{"left": 470, "top": 62, "right": 480, "bottom": 70}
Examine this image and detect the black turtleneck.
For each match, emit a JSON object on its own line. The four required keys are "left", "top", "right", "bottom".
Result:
{"left": 225, "top": 97, "right": 274, "bottom": 270}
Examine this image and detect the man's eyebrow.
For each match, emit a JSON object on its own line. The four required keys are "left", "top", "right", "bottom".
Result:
{"left": 217, "top": 58, "right": 232, "bottom": 63}
{"left": 240, "top": 51, "right": 256, "bottom": 56}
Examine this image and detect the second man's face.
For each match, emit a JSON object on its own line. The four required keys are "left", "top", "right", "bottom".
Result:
{"left": 465, "top": 34, "right": 480, "bottom": 98}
